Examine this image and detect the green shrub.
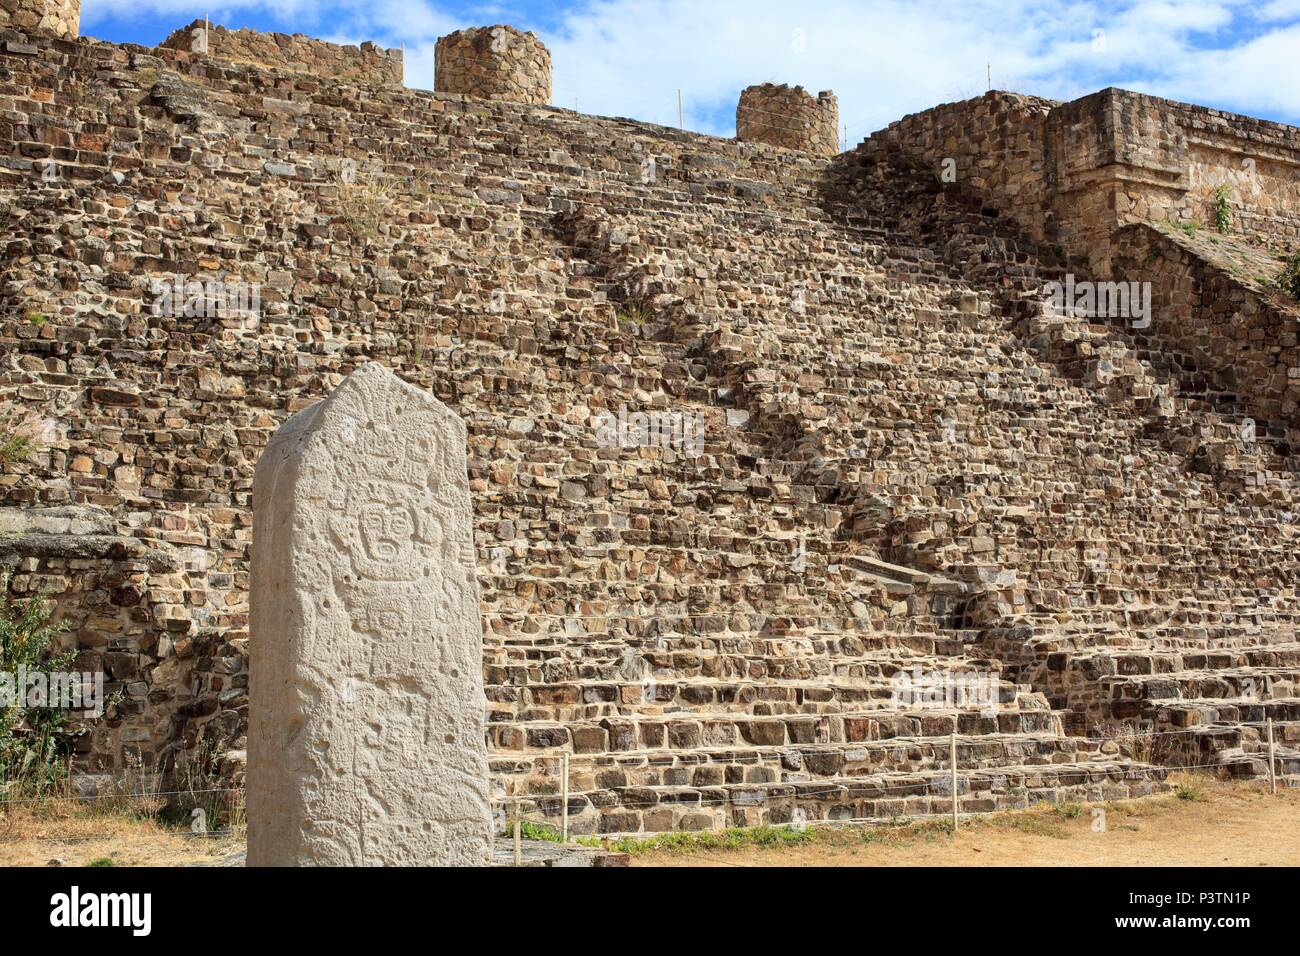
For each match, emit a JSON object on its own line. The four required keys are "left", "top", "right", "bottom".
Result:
{"left": 0, "top": 565, "right": 76, "bottom": 797}
{"left": 0, "top": 406, "right": 39, "bottom": 465}
{"left": 0, "top": 432, "right": 35, "bottom": 465}
{"left": 1175, "top": 782, "right": 1203, "bottom": 802}
{"left": 1213, "top": 183, "right": 1232, "bottom": 234}
{"left": 616, "top": 301, "right": 655, "bottom": 327}
{"left": 1277, "top": 253, "right": 1300, "bottom": 300}
{"left": 515, "top": 819, "right": 564, "bottom": 843}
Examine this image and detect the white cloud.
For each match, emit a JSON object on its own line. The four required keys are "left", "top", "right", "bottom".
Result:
{"left": 80, "top": 0, "right": 1300, "bottom": 132}
{"left": 1258, "top": 0, "right": 1300, "bottom": 19}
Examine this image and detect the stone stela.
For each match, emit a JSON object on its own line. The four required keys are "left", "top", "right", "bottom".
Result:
{"left": 247, "top": 363, "right": 492, "bottom": 866}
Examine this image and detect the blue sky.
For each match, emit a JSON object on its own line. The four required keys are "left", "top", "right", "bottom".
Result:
{"left": 80, "top": 0, "right": 1300, "bottom": 140}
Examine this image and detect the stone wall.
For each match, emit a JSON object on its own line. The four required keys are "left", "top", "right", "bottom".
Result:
{"left": 3, "top": 28, "right": 1299, "bottom": 823}
{"left": 0, "top": 28, "right": 826, "bottom": 775}
{"left": 864, "top": 87, "right": 1300, "bottom": 428}
{"left": 736, "top": 84, "right": 839, "bottom": 156}
{"left": 866, "top": 87, "right": 1300, "bottom": 269}
{"left": 435, "top": 25, "right": 550, "bottom": 105}
{"left": 0, "top": 0, "right": 78, "bottom": 38}
{"left": 0, "top": 506, "right": 236, "bottom": 769}
{"left": 159, "top": 20, "right": 402, "bottom": 87}
{"left": 864, "top": 91, "right": 1056, "bottom": 237}
{"left": 1113, "top": 223, "right": 1300, "bottom": 425}
{"left": 1138, "top": 93, "right": 1300, "bottom": 253}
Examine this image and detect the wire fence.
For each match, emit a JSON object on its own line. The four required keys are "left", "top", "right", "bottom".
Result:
{"left": 1, "top": 718, "right": 1289, "bottom": 865}
{"left": 479, "top": 718, "right": 1292, "bottom": 854}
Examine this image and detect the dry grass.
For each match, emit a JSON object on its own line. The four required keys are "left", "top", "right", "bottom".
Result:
{"left": 633, "top": 774, "right": 1300, "bottom": 868}
{"left": 0, "top": 403, "right": 40, "bottom": 464}
{"left": 0, "top": 796, "right": 242, "bottom": 867}
{"left": 334, "top": 158, "right": 444, "bottom": 238}
{"left": 0, "top": 745, "right": 246, "bottom": 867}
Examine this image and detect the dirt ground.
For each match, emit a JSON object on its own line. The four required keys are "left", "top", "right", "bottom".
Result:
{"left": 0, "top": 775, "right": 1294, "bottom": 867}
{"left": 0, "top": 799, "right": 243, "bottom": 867}
{"left": 633, "top": 776, "right": 1300, "bottom": 867}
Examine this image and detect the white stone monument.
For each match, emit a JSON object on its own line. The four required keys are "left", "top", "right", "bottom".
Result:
{"left": 247, "top": 362, "right": 492, "bottom": 866}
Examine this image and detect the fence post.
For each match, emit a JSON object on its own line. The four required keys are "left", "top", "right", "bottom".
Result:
{"left": 1267, "top": 718, "right": 1278, "bottom": 796}
{"left": 513, "top": 800, "right": 522, "bottom": 867}
{"left": 561, "top": 753, "right": 570, "bottom": 842}
{"left": 950, "top": 720, "right": 959, "bottom": 835}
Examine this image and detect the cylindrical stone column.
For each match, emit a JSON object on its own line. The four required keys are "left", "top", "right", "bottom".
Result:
{"left": 434, "top": 25, "right": 551, "bottom": 105}
{"left": 736, "top": 84, "right": 840, "bottom": 157}
{"left": 0, "top": 0, "right": 81, "bottom": 38}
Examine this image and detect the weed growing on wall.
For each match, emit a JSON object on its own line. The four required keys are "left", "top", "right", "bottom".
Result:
{"left": 0, "top": 566, "right": 75, "bottom": 797}
{"left": 1278, "top": 253, "right": 1300, "bottom": 300}
{"left": 1213, "top": 183, "right": 1232, "bottom": 234}
{"left": 0, "top": 406, "right": 39, "bottom": 465}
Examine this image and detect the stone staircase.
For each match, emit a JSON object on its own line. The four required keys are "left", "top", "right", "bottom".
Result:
{"left": 485, "top": 626, "right": 1168, "bottom": 833}
{"left": 0, "top": 34, "right": 1294, "bottom": 828}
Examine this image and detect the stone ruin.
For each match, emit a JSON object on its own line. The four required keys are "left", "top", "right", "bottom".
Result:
{"left": 247, "top": 363, "right": 491, "bottom": 866}
{"left": 158, "top": 20, "right": 404, "bottom": 88}
{"left": 435, "top": 25, "right": 552, "bottom": 106}
{"left": 1, "top": 12, "right": 1299, "bottom": 844}
{"left": 0, "top": 0, "right": 77, "bottom": 39}
{"left": 736, "top": 84, "right": 840, "bottom": 156}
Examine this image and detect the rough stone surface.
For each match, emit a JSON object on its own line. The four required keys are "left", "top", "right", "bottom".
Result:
{"left": 0, "top": 0, "right": 78, "bottom": 38}
{"left": 435, "top": 25, "right": 550, "bottom": 104}
{"left": 862, "top": 87, "right": 1300, "bottom": 425}
{"left": 736, "top": 84, "right": 839, "bottom": 156}
{"left": 158, "top": 20, "right": 402, "bottom": 86}
{"left": 1, "top": 27, "right": 1298, "bottom": 833}
{"left": 868, "top": 88, "right": 1300, "bottom": 263}
{"left": 247, "top": 363, "right": 491, "bottom": 866}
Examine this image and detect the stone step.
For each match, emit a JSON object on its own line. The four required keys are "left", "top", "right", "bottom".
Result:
{"left": 486, "top": 676, "right": 1031, "bottom": 721}
{"left": 1215, "top": 750, "right": 1300, "bottom": 779}
{"left": 1140, "top": 696, "right": 1300, "bottom": 728}
{"left": 1098, "top": 668, "right": 1300, "bottom": 703}
{"left": 483, "top": 638, "right": 949, "bottom": 660}
{"left": 487, "top": 706, "right": 1062, "bottom": 753}
{"left": 1061, "top": 645, "right": 1300, "bottom": 677}
{"left": 484, "top": 647, "right": 1004, "bottom": 683}
{"left": 488, "top": 665, "right": 1024, "bottom": 702}
{"left": 509, "top": 760, "right": 1170, "bottom": 834}
{"left": 493, "top": 733, "right": 1126, "bottom": 795}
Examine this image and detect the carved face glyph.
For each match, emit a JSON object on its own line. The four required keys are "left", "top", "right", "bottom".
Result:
{"left": 360, "top": 503, "right": 415, "bottom": 564}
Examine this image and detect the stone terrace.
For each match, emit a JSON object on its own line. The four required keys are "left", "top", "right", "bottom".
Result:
{"left": 0, "top": 27, "right": 1297, "bottom": 832}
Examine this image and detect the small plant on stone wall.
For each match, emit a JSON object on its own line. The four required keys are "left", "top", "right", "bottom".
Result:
{"left": 0, "top": 565, "right": 76, "bottom": 798}
{"left": 1213, "top": 183, "right": 1232, "bottom": 234}
{"left": 616, "top": 300, "right": 655, "bottom": 327}
{"left": 0, "top": 405, "right": 39, "bottom": 465}
{"left": 1276, "top": 252, "right": 1300, "bottom": 300}
{"left": 334, "top": 157, "right": 439, "bottom": 239}
{"left": 1163, "top": 217, "right": 1203, "bottom": 239}
{"left": 161, "top": 732, "right": 245, "bottom": 837}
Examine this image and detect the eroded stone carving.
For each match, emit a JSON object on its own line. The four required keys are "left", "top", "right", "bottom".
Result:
{"left": 247, "top": 362, "right": 491, "bottom": 866}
